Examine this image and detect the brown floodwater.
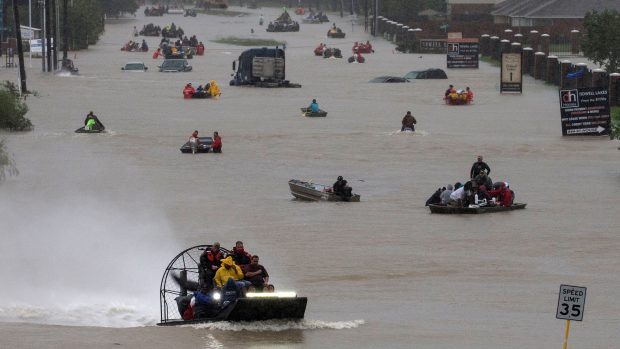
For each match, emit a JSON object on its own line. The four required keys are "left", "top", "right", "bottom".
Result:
{"left": 1, "top": 5, "right": 619, "bottom": 349}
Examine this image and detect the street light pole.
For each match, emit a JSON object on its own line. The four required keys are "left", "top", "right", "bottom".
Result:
{"left": 11, "top": 0, "right": 27, "bottom": 93}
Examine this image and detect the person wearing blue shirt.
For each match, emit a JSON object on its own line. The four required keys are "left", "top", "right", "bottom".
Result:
{"left": 309, "top": 99, "right": 319, "bottom": 113}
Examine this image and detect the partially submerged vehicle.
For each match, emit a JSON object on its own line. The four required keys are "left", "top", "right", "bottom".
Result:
{"left": 288, "top": 179, "right": 360, "bottom": 202}
{"left": 122, "top": 61, "right": 148, "bottom": 71}
{"left": 184, "top": 9, "right": 197, "bottom": 17}
{"left": 144, "top": 6, "right": 165, "bottom": 16}
{"left": 167, "top": 8, "right": 185, "bottom": 15}
{"left": 159, "top": 59, "right": 192, "bottom": 72}
{"left": 139, "top": 24, "right": 161, "bottom": 36}
{"left": 162, "top": 27, "right": 185, "bottom": 39}
{"left": 404, "top": 68, "right": 447, "bottom": 80}
{"left": 300, "top": 107, "right": 327, "bottom": 117}
{"left": 158, "top": 245, "right": 307, "bottom": 325}
{"left": 369, "top": 76, "right": 408, "bottom": 83}
{"left": 230, "top": 47, "right": 301, "bottom": 88}
{"left": 180, "top": 137, "right": 213, "bottom": 153}
{"left": 428, "top": 203, "right": 526, "bottom": 214}
{"left": 302, "top": 12, "right": 329, "bottom": 23}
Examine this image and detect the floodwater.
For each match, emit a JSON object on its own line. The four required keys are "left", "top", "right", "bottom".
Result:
{"left": 1, "top": 5, "right": 620, "bottom": 349}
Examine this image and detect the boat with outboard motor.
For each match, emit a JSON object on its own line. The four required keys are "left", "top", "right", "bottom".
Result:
{"left": 428, "top": 203, "right": 526, "bottom": 214}
{"left": 288, "top": 179, "right": 360, "bottom": 202}
{"left": 158, "top": 245, "right": 307, "bottom": 325}
{"left": 300, "top": 107, "right": 327, "bottom": 117}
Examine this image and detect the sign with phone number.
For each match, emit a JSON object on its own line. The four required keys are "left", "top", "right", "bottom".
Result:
{"left": 556, "top": 285, "right": 586, "bottom": 321}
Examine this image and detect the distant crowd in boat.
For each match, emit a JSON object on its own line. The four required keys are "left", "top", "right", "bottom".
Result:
{"left": 444, "top": 84, "right": 474, "bottom": 105}
{"left": 426, "top": 156, "right": 515, "bottom": 208}
{"left": 183, "top": 81, "right": 221, "bottom": 99}
{"left": 121, "top": 39, "right": 148, "bottom": 52}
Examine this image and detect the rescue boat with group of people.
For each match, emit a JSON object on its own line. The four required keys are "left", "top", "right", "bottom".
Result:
{"left": 353, "top": 41, "right": 374, "bottom": 54}
{"left": 444, "top": 84, "right": 474, "bottom": 105}
{"left": 425, "top": 156, "right": 526, "bottom": 214}
{"left": 266, "top": 10, "right": 300, "bottom": 32}
{"left": 181, "top": 130, "right": 222, "bottom": 154}
{"left": 158, "top": 243, "right": 307, "bottom": 325}
{"left": 182, "top": 81, "right": 221, "bottom": 99}
{"left": 121, "top": 39, "right": 148, "bottom": 52}
{"left": 289, "top": 177, "right": 360, "bottom": 202}
{"left": 314, "top": 43, "right": 342, "bottom": 58}
{"left": 327, "top": 23, "right": 346, "bottom": 38}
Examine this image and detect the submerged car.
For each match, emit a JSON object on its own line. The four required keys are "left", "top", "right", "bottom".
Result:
{"left": 369, "top": 76, "right": 409, "bottom": 83}
{"left": 122, "top": 61, "right": 148, "bottom": 71}
{"left": 159, "top": 59, "right": 192, "bottom": 72}
{"left": 404, "top": 68, "right": 447, "bottom": 80}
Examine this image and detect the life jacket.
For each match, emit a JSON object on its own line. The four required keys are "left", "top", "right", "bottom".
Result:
{"left": 183, "top": 87, "right": 194, "bottom": 98}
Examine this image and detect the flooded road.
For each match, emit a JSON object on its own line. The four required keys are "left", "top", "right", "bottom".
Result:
{"left": 1, "top": 5, "right": 620, "bottom": 349}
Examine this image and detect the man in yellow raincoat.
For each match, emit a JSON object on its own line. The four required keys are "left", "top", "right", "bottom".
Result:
{"left": 207, "top": 80, "right": 221, "bottom": 98}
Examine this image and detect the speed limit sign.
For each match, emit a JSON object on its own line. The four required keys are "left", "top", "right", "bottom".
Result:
{"left": 556, "top": 285, "right": 586, "bottom": 321}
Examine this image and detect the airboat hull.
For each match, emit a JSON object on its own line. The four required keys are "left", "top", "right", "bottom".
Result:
{"left": 158, "top": 297, "right": 307, "bottom": 325}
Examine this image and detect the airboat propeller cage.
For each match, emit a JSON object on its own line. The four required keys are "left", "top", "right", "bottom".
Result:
{"left": 159, "top": 245, "right": 307, "bottom": 325}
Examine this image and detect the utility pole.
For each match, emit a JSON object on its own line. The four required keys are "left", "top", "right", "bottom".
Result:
{"left": 374, "top": 0, "right": 378, "bottom": 37}
{"left": 50, "top": 0, "right": 56, "bottom": 70}
{"left": 40, "top": 0, "right": 45, "bottom": 71}
{"left": 61, "top": 0, "right": 66, "bottom": 63}
{"left": 45, "top": 0, "right": 51, "bottom": 71}
{"left": 11, "top": 0, "right": 27, "bottom": 93}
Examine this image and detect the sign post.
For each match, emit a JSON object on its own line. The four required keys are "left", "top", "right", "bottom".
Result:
{"left": 559, "top": 88, "right": 611, "bottom": 136}
{"left": 556, "top": 284, "right": 586, "bottom": 349}
{"left": 501, "top": 53, "right": 522, "bottom": 93}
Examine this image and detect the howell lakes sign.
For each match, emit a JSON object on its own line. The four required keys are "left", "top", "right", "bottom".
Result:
{"left": 559, "top": 87, "right": 611, "bottom": 136}
{"left": 447, "top": 38, "right": 479, "bottom": 69}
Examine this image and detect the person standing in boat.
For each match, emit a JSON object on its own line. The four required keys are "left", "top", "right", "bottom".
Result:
{"left": 401, "top": 111, "right": 417, "bottom": 131}
{"left": 211, "top": 131, "right": 222, "bottom": 153}
{"left": 309, "top": 99, "right": 320, "bottom": 113}
{"left": 470, "top": 155, "right": 491, "bottom": 179}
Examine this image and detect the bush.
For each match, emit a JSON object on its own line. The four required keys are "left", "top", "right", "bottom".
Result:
{"left": 0, "top": 81, "right": 33, "bottom": 131}
{"left": 611, "top": 106, "right": 620, "bottom": 140}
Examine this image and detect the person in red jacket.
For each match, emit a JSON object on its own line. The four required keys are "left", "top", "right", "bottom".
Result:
{"left": 488, "top": 182, "right": 512, "bottom": 207}
{"left": 183, "top": 83, "right": 195, "bottom": 99}
{"left": 211, "top": 131, "right": 222, "bottom": 153}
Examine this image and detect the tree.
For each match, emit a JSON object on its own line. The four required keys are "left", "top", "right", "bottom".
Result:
{"left": 582, "top": 10, "right": 620, "bottom": 73}
{"left": 98, "top": 0, "right": 138, "bottom": 17}
{"left": 0, "top": 81, "right": 32, "bottom": 132}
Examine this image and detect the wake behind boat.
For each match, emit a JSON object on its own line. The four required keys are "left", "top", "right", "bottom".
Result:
{"left": 289, "top": 179, "right": 360, "bottom": 202}
{"left": 158, "top": 245, "right": 307, "bottom": 325}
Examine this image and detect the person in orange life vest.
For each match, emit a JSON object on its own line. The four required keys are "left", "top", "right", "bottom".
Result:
{"left": 211, "top": 131, "right": 222, "bottom": 153}
{"left": 231, "top": 241, "right": 252, "bottom": 272}
{"left": 183, "top": 83, "right": 195, "bottom": 99}
{"left": 466, "top": 86, "right": 474, "bottom": 102}
{"left": 199, "top": 242, "right": 224, "bottom": 291}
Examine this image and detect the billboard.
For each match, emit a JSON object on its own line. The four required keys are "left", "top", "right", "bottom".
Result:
{"left": 501, "top": 53, "right": 522, "bottom": 93}
{"left": 29, "top": 38, "right": 54, "bottom": 55}
{"left": 559, "top": 87, "right": 611, "bottom": 136}
{"left": 447, "top": 38, "right": 479, "bottom": 69}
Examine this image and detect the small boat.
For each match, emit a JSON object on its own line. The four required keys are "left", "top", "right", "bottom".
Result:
{"left": 158, "top": 245, "right": 307, "bottom": 325}
{"left": 288, "top": 179, "right": 360, "bottom": 202}
{"left": 428, "top": 203, "right": 526, "bottom": 214}
{"left": 180, "top": 136, "right": 213, "bottom": 153}
{"left": 300, "top": 107, "right": 327, "bottom": 117}
{"left": 75, "top": 126, "right": 104, "bottom": 133}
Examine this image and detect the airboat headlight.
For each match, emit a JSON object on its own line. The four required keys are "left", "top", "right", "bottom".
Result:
{"left": 246, "top": 291, "right": 297, "bottom": 298}
{"left": 213, "top": 292, "right": 221, "bottom": 301}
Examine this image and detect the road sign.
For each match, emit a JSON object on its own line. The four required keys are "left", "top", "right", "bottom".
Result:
{"left": 556, "top": 285, "right": 586, "bottom": 321}
{"left": 559, "top": 87, "right": 611, "bottom": 136}
{"left": 501, "top": 53, "right": 522, "bottom": 93}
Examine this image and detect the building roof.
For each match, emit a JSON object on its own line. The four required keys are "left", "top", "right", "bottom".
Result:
{"left": 493, "top": 0, "right": 620, "bottom": 18}
{"left": 448, "top": 0, "right": 502, "bottom": 4}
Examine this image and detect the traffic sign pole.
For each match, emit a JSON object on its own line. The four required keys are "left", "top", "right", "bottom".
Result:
{"left": 562, "top": 320, "right": 570, "bottom": 349}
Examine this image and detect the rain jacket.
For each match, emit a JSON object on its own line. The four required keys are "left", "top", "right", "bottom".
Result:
{"left": 183, "top": 85, "right": 195, "bottom": 99}
{"left": 488, "top": 183, "right": 512, "bottom": 207}
{"left": 309, "top": 102, "right": 319, "bottom": 113}
{"left": 214, "top": 257, "right": 244, "bottom": 288}
{"left": 212, "top": 135, "right": 222, "bottom": 152}
{"left": 207, "top": 80, "right": 221, "bottom": 98}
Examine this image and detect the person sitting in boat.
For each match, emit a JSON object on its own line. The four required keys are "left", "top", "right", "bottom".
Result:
{"left": 214, "top": 256, "right": 251, "bottom": 290}
{"left": 365, "top": 40, "right": 373, "bottom": 52}
{"left": 488, "top": 182, "right": 513, "bottom": 207}
{"left": 232, "top": 241, "right": 252, "bottom": 271}
{"left": 401, "top": 111, "right": 417, "bottom": 131}
{"left": 152, "top": 48, "right": 161, "bottom": 59}
{"left": 309, "top": 99, "right": 320, "bottom": 113}
{"left": 244, "top": 255, "right": 271, "bottom": 292}
{"left": 448, "top": 182, "right": 465, "bottom": 207}
{"left": 84, "top": 111, "right": 104, "bottom": 130}
{"left": 206, "top": 80, "right": 221, "bottom": 98}
{"left": 353, "top": 41, "right": 359, "bottom": 53}
{"left": 333, "top": 176, "right": 353, "bottom": 200}
{"left": 444, "top": 85, "right": 455, "bottom": 101}
{"left": 466, "top": 87, "right": 474, "bottom": 103}
{"left": 189, "top": 130, "right": 201, "bottom": 154}
{"left": 476, "top": 185, "right": 491, "bottom": 205}
{"left": 199, "top": 242, "right": 224, "bottom": 291}
{"left": 473, "top": 169, "right": 493, "bottom": 189}
{"left": 314, "top": 43, "right": 325, "bottom": 55}
{"left": 141, "top": 39, "right": 148, "bottom": 51}
{"left": 192, "top": 289, "right": 221, "bottom": 318}
{"left": 440, "top": 184, "right": 453, "bottom": 204}
{"left": 192, "top": 85, "right": 206, "bottom": 98}
{"left": 183, "top": 83, "right": 195, "bottom": 99}
{"left": 211, "top": 131, "right": 222, "bottom": 153}
{"left": 470, "top": 155, "right": 491, "bottom": 179}
{"left": 221, "top": 277, "right": 243, "bottom": 309}
{"left": 425, "top": 187, "right": 444, "bottom": 206}
{"left": 462, "top": 181, "right": 476, "bottom": 207}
